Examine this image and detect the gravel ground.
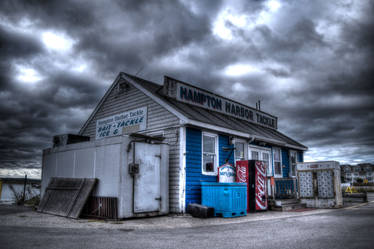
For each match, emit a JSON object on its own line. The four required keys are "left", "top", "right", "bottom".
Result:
{"left": 0, "top": 204, "right": 362, "bottom": 231}
{"left": 1, "top": 193, "right": 371, "bottom": 231}
{"left": 1, "top": 200, "right": 373, "bottom": 249}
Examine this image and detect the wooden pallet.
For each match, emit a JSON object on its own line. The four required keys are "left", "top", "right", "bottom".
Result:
{"left": 215, "top": 210, "right": 247, "bottom": 218}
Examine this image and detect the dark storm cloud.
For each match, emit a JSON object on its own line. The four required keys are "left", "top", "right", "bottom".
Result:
{"left": 0, "top": 0, "right": 96, "bottom": 31}
{"left": 0, "top": 0, "right": 222, "bottom": 169}
{"left": 0, "top": 25, "right": 44, "bottom": 58}
{"left": 0, "top": 24, "right": 45, "bottom": 91}
{"left": 0, "top": 0, "right": 373, "bottom": 169}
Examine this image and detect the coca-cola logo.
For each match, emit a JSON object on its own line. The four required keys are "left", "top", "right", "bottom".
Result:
{"left": 236, "top": 165, "right": 247, "bottom": 183}
{"left": 255, "top": 161, "right": 267, "bottom": 210}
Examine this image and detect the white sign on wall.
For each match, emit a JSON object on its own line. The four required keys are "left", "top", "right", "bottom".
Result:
{"left": 96, "top": 106, "right": 147, "bottom": 139}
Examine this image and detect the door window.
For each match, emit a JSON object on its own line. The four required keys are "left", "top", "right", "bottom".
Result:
{"left": 235, "top": 142, "right": 245, "bottom": 161}
{"left": 289, "top": 150, "right": 297, "bottom": 177}
{"left": 248, "top": 146, "right": 272, "bottom": 176}
{"left": 251, "top": 151, "right": 259, "bottom": 160}
{"left": 262, "top": 152, "right": 272, "bottom": 176}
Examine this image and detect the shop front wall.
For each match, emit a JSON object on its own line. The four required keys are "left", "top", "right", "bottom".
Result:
{"left": 185, "top": 127, "right": 234, "bottom": 206}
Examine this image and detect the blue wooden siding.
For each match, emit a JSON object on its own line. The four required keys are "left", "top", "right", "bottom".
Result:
{"left": 185, "top": 126, "right": 303, "bottom": 204}
{"left": 218, "top": 135, "right": 234, "bottom": 166}
{"left": 185, "top": 128, "right": 234, "bottom": 206}
{"left": 281, "top": 148, "right": 290, "bottom": 177}
{"left": 298, "top": 151, "right": 304, "bottom": 162}
{"left": 185, "top": 128, "right": 215, "bottom": 206}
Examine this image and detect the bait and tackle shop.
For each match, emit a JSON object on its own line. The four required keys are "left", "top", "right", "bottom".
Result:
{"left": 79, "top": 72, "right": 308, "bottom": 213}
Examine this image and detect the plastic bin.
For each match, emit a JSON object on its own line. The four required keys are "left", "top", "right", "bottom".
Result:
{"left": 201, "top": 182, "right": 247, "bottom": 218}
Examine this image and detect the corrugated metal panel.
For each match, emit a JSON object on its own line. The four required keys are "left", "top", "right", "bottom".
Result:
{"left": 164, "top": 97, "right": 306, "bottom": 149}
{"left": 282, "top": 148, "right": 290, "bottom": 178}
{"left": 118, "top": 73, "right": 306, "bottom": 150}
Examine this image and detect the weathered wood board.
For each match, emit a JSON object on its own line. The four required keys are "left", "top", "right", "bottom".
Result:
{"left": 38, "top": 177, "right": 97, "bottom": 218}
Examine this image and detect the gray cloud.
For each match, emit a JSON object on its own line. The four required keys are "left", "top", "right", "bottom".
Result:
{"left": 0, "top": 0, "right": 373, "bottom": 168}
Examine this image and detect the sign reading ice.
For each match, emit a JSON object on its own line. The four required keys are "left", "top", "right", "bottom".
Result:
{"left": 96, "top": 107, "right": 147, "bottom": 139}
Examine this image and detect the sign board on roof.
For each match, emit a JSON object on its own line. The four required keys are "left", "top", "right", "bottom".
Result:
{"left": 164, "top": 77, "right": 278, "bottom": 129}
{"left": 96, "top": 106, "right": 147, "bottom": 139}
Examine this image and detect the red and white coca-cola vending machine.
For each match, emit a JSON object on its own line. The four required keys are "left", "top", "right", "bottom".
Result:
{"left": 236, "top": 160, "right": 267, "bottom": 212}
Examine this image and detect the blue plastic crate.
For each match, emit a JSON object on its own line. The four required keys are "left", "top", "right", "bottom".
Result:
{"left": 201, "top": 182, "right": 247, "bottom": 218}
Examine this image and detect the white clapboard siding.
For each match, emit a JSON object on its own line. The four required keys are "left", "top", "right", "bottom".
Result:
{"left": 80, "top": 79, "right": 182, "bottom": 213}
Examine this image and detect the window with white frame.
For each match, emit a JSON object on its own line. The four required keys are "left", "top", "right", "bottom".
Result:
{"left": 273, "top": 147, "right": 282, "bottom": 177}
{"left": 289, "top": 150, "right": 298, "bottom": 177}
{"left": 262, "top": 152, "right": 270, "bottom": 172}
{"left": 251, "top": 150, "right": 259, "bottom": 160}
{"left": 202, "top": 132, "right": 218, "bottom": 175}
{"left": 234, "top": 141, "right": 245, "bottom": 161}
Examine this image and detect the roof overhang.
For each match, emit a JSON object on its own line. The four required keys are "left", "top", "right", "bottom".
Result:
{"left": 185, "top": 119, "right": 307, "bottom": 151}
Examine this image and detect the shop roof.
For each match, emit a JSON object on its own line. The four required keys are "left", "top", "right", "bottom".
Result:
{"left": 122, "top": 73, "right": 307, "bottom": 151}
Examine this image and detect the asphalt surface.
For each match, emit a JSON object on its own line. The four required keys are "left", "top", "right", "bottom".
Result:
{"left": 1, "top": 200, "right": 373, "bottom": 249}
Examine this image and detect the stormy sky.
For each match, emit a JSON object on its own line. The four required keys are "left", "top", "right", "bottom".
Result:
{"left": 0, "top": 0, "right": 373, "bottom": 172}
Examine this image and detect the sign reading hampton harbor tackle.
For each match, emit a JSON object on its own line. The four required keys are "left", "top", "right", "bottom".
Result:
{"left": 172, "top": 81, "right": 277, "bottom": 129}
{"left": 96, "top": 107, "right": 147, "bottom": 139}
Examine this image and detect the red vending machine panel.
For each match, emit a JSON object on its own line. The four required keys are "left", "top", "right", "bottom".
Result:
{"left": 236, "top": 160, "right": 249, "bottom": 212}
{"left": 236, "top": 160, "right": 267, "bottom": 212}
{"left": 254, "top": 160, "right": 267, "bottom": 210}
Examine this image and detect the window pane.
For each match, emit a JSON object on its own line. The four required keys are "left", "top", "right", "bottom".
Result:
{"left": 203, "top": 154, "right": 215, "bottom": 172}
{"left": 251, "top": 151, "right": 259, "bottom": 160}
{"left": 274, "top": 148, "right": 280, "bottom": 161}
{"left": 262, "top": 152, "right": 270, "bottom": 175}
{"left": 203, "top": 135, "right": 215, "bottom": 153}
{"left": 290, "top": 151, "right": 296, "bottom": 163}
{"left": 291, "top": 164, "right": 296, "bottom": 176}
{"left": 274, "top": 162, "right": 281, "bottom": 175}
{"left": 235, "top": 142, "right": 244, "bottom": 160}
{"left": 262, "top": 152, "right": 269, "bottom": 162}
